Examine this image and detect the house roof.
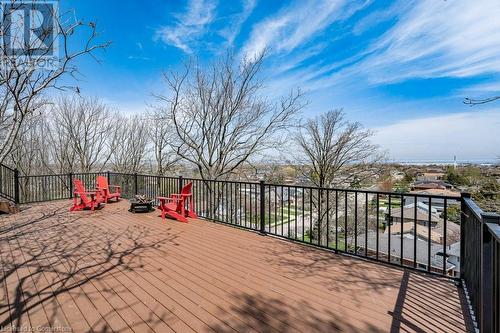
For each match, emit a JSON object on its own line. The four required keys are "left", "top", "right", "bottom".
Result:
{"left": 389, "top": 206, "right": 442, "bottom": 223}
{"left": 357, "top": 232, "right": 455, "bottom": 271}
{"left": 387, "top": 223, "right": 442, "bottom": 243}
{"left": 436, "top": 242, "right": 461, "bottom": 257}
{"left": 410, "top": 189, "right": 461, "bottom": 198}
{"left": 404, "top": 201, "right": 438, "bottom": 214}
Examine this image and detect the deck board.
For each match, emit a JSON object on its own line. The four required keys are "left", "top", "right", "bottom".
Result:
{"left": 0, "top": 200, "right": 472, "bottom": 333}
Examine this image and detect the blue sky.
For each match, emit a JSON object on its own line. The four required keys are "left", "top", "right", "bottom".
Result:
{"left": 62, "top": 0, "right": 500, "bottom": 162}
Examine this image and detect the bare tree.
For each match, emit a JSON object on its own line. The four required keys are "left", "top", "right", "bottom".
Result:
{"left": 155, "top": 52, "right": 305, "bottom": 181}
{"left": 110, "top": 115, "right": 149, "bottom": 173}
{"left": 50, "top": 96, "right": 115, "bottom": 172}
{"left": 146, "top": 108, "right": 180, "bottom": 175}
{"left": 296, "top": 109, "right": 383, "bottom": 245}
{"left": 46, "top": 111, "right": 78, "bottom": 173}
{"left": 7, "top": 113, "right": 49, "bottom": 175}
{"left": 0, "top": 2, "right": 109, "bottom": 164}
{"left": 297, "top": 109, "right": 382, "bottom": 189}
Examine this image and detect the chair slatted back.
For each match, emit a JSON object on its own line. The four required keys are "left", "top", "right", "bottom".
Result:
{"left": 97, "top": 176, "right": 109, "bottom": 192}
{"left": 177, "top": 182, "right": 193, "bottom": 211}
{"left": 73, "top": 178, "right": 91, "bottom": 204}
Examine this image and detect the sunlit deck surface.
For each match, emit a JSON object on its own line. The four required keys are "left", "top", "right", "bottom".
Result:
{"left": 0, "top": 200, "right": 472, "bottom": 333}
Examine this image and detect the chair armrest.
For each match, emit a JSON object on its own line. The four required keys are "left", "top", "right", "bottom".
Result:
{"left": 75, "top": 191, "right": 98, "bottom": 195}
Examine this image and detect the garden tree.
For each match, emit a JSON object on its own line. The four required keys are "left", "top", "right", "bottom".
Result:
{"left": 445, "top": 166, "right": 470, "bottom": 186}
{"left": 146, "top": 108, "right": 180, "bottom": 175}
{"left": 0, "top": 2, "right": 109, "bottom": 164}
{"left": 296, "top": 109, "right": 383, "bottom": 246}
{"left": 379, "top": 177, "right": 395, "bottom": 192}
{"left": 394, "top": 179, "right": 411, "bottom": 193}
{"left": 49, "top": 96, "right": 116, "bottom": 172}
{"left": 155, "top": 52, "right": 304, "bottom": 181}
{"left": 110, "top": 115, "right": 149, "bottom": 173}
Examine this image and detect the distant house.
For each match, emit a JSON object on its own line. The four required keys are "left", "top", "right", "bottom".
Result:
{"left": 404, "top": 188, "right": 461, "bottom": 212}
{"left": 404, "top": 201, "right": 438, "bottom": 214}
{"left": 358, "top": 232, "right": 456, "bottom": 276}
{"left": 411, "top": 180, "right": 453, "bottom": 190}
{"left": 416, "top": 172, "right": 445, "bottom": 181}
{"left": 385, "top": 219, "right": 460, "bottom": 245}
{"left": 410, "top": 188, "right": 461, "bottom": 198}
{"left": 386, "top": 205, "right": 442, "bottom": 227}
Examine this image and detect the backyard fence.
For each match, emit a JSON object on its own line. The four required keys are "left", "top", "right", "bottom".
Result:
{"left": 0, "top": 164, "right": 499, "bottom": 331}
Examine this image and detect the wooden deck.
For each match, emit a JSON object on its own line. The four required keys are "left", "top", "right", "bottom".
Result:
{"left": 0, "top": 200, "right": 472, "bottom": 333}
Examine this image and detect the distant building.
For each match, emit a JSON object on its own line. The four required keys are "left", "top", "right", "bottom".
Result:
{"left": 357, "top": 232, "right": 456, "bottom": 276}
{"left": 416, "top": 172, "right": 445, "bottom": 181}
{"left": 411, "top": 180, "right": 453, "bottom": 190}
{"left": 404, "top": 189, "right": 461, "bottom": 212}
{"left": 386, "top": 205, "right": 442, "bottom": 227}
{"left": 409, "top": 188, "right": 461, "bottom": 198}
{"left": 385, "top": 219, "right": 460, "bottom": 245}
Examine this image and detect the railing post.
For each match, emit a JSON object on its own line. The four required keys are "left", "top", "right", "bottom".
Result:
{"left": 460, "top": 192, "right": 470, "bottom": 278}
{"left": 259, "top": 180, "right": 266, "bottom": 235}
{"left": 68, "top": 172, "right": 73, "bottom": 199}
{"left": 178, "top": 175, "right": 183, "bottom": 193}
{"left": 134, "top": 172, "right": 138, "bottom": 195}
{"left": 107, "top": 170, "right": 111, "bottom": 183}
{"left": 13, "top": 169, "right": 20, "bottom": 204}
{"left": 480, "top": 212, "right": 500, "bottom": 333}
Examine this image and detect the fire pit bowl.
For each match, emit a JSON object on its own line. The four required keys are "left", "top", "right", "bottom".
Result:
{"left": 128, "top": 195, "right": 155, "bottom": 213}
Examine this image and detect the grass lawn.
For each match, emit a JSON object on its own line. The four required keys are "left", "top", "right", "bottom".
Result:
{"left": 301, "top": 234, "right": 347, "bottom": 251}
{"left": 264, "top": 210, "right": 301, "bottom": 225}
{"left": 378, "top": 198, "right": 402, "bottom": 208}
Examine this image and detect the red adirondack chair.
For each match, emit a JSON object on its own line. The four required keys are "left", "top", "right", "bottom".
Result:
{"left": 70, "top": 178, "right": 104, "bottom": 211}
{"left": 157, "top": 182, "right": 197, "bottom": 223}
{"left": 96, "top": 176, "right": 121, "bottom": 203}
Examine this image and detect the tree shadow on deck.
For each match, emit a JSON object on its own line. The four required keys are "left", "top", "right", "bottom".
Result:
{"left": 0, "top": 203, "right": 179, "bottom": 332}
{"left": 208, "top": 292, "right": 387, "bottom": 333}
{"left": 258, "top": 239, "right": 473, "bottom": 332}
{"left": 260, "top": 239, "right": 402, "bottom": 295}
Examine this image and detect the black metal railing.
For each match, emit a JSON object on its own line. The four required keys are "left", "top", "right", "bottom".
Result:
{"left": 1, "top": 164, "right": 499, "bottom": 329}
{"left": 0, "top": 166, "right": 464, "bottom": 277}
{"left": 17, "top": 172, "right": 106, "bottom": 203}
{"left": 260, "top": 184, "right": 460, "bottom": 277}
{"left": 0, "top": 163, "right": 17, "bottom": 202}
{"left": 461, "top": 194, "right": 500, "bottom": 332}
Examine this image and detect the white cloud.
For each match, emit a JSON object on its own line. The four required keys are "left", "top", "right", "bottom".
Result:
{"left": 262, "top": 0, "right": 500, "bottom": 97}
{"left": 156, "top": 0, "right": 217, "bottom": 53}
{"left": 218, "top": 0, "right": 256, "bottom": 46}
{"left": 351, "top": 2, "right": 404, "bottom": 36}
{"left": 372, "top": 108, "right": 500, "bottom": 162}
{"left": 241, "top": 0, "right": 369, "bottom": 58}
{"left": 460, "top": 81, "right": 500, "bottom": 94}
{"left": 355, "top": 0, "right": 500, "bottom": 83}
